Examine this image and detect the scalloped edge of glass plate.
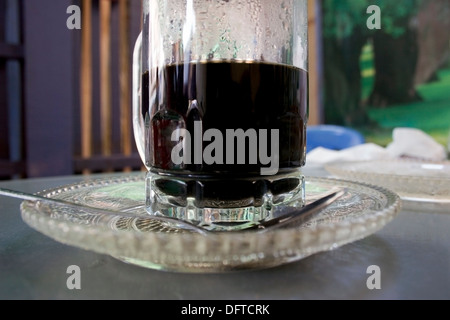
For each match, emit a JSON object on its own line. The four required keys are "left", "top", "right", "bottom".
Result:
{"left": 325, "top": 159, "right": 450, "bottom": 213}
{"left": 20, "top": 176, "right": 402, "bottom": 273}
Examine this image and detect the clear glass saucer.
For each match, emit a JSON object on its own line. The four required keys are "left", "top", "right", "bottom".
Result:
{"left": 325, "top": 159, "right": 450, "bottom": 213}
{"left": 20, "top": 174, "right": 401, "bottom": 273}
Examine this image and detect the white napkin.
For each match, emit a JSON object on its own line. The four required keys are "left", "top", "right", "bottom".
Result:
{"left": 307, "top": 128, "right": 447, "bottom": 165}
{"left": 386, "top": 128, "right": 447, "bottom": 161}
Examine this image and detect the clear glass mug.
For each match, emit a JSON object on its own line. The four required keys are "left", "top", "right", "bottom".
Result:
{"left": 133, "top": 0, "right": 308, "bottom": 230}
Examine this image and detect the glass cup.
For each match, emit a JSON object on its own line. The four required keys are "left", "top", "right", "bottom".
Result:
{"left": 133, "top": 0, "right": 308, "bottom": 230}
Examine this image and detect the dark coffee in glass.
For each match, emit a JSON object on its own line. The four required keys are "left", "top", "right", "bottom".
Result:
{"left": 133, "top": 1, "right": 308, "bottom": 230}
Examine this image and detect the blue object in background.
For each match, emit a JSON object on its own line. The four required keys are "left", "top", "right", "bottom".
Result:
{"left": 306, "top": 125, "right": 365, "bottom": 153}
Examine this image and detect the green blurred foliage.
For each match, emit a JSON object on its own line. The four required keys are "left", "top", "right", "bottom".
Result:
{"left": 323, "top": 0, "right": 423, "bottom": 39}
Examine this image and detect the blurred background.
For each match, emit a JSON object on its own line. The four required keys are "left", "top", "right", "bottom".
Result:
{"left": 1, "top": 0, "right": 449, "bottom": 180}
{"left": 321, "top": 0, "right": 450, "bottom": 148}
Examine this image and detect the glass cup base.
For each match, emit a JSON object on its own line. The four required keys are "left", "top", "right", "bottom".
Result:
{"left": 145, "top": 170, "right": 306, "bottom": 231}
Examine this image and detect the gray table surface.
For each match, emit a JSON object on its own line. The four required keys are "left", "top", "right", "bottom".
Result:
{"left": 1, "top": 166, "right": 449, "bottom": 300}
